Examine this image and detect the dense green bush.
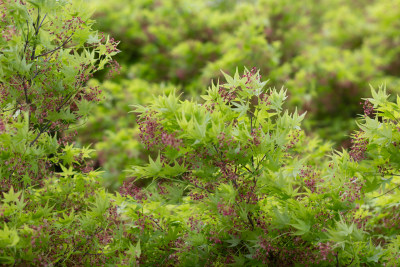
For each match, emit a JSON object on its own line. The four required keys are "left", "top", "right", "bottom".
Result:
{"left": 3, "top": 0, "right": 400, "bottom": 265}
{"left": 3, "top": 52, "right": 400, "bottom": 264}
{"left": 0, "top": 0, "right": 119, "bottom": 191}
{"left": 122, "top": 69, "right": 400, "bottom": 265}
{"left": 0, "top": 0, "right": 124, "bottom": 265}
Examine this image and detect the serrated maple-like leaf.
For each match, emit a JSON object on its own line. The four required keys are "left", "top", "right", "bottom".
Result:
{"left": 290, "top": 218, "right": 311, "bottom": 236}
{"left": 2, "top": 187, "right": 22, "bottom": 203}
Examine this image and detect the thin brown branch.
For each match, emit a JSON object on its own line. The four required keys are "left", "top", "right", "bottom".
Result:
{"left": 23, "top": 20, "right": 30, "bottom": 55}
{"left": 34, "top": 34, "right": 73, "bottom": 59}
{"left": 373, "top": 183, "right": 400, "bottom": 199}
{"left": 29, "top": 121, "right": 51, "bottom": 147}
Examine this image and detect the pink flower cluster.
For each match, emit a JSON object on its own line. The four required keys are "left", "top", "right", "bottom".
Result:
{"left": 361, "top": 99, "right": 374, "bottom": 117}
{"left": 285, "top": 129, "right": 301, "bottom": 150}
{"left": 119, "top": 178, "right": 149, "bottom": 202}
{"left": 217, "top": 202, "right": 236, "bottom": 216}
{"left": 242, "top": 67, "right": 261, "bottom": 90}
{"left": 300, "top": 166, "right": 320, "bottom": 193}
{"left": 339, "top": 176, "right": 364, "bottom": 202}
{"left": 349, "top": 132, "right": 368, "bottom": 162}
{"left": 251, "top": 126, "right": 262, "bottom": 146}
{"left": 218, "top": 86, "right": 237, "bottom": 102}
{"left": 137, "top": 111, "right": 182, "bottom": 150}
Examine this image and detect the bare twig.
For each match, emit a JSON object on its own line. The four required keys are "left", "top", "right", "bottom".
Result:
{"left": 373, "top": 184, "right": 400, "bottom": 199}
{"left": 34, "top": 34, "right": 73, "bottom": 59}
{"left": 191, "top": 182, "right": 212, "bottom": 194}
{"left": 336, "top": 253, "right": 339, "bottom": 267}
{"left": 29, "top": 121, "right": 52, "bottom": 147}
{"left": 30, "top": 8, "right": 41, "bottom": 60}
{"left": 247, "top": 212, "right": 255, "bottom": 231}
{"left": 242, "top": 165, "right": 253, "bottom": 174}
{"left": 250, "top": 116, "right": 254, "bottom": 168}
{"left": 38, "top": 13, "right": 47, "bottom": 31}
{"left": 151, "top": 218, "right": 164, "bottom": 232}
{"left": 255, "top": 154, "right": 267, "bottom": 172}
{"left": 22, "top": 78, "right": 30, "bottom": 104}
{"left": 23, "top": 20, "right": 30, "bottom": 55}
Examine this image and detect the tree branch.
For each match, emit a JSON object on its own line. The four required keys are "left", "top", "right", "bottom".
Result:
{"left": 373, "top": 183, "right": 400, "bottom": 199}
{"left": 242, "top": 165, "right": 253, "bottom": 174}
{"left": 255, "top": 154, "right": 267, "bottom": 172}
{"left": 29, "top": 121, "right": 52, "bottom": 147}
{"left": 22, "top": 77, "right": 30, "bottom": 104}
{"left": 23, "top": 20, "right": 30, "bottom": 55}
{"left": 34, "top": 34, "right": 73, "bottom": 59}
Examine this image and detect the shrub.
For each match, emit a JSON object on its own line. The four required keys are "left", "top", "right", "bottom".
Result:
{"left": 0, "top": 0, "right": 119, "bottom": 190}
{"left": 2, "top": 0, "right": 400, "bottom": 264}
{"left": 124, "top": 69, "right": 400, "bottom": 265}
{"left": 3, "top": 63, "right": 400, "bottom": 265}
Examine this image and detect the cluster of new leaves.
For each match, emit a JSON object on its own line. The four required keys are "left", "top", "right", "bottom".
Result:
{"left": 0, "top": 0, "right": 119, "bottom": 190}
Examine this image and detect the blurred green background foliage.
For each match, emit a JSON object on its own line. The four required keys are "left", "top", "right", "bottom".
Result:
{"left": 80, "top": 0, "right": 400, "bottom": 187}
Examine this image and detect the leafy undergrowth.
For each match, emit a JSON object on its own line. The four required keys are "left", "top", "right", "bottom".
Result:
{"left": 2, "top": 0, "right": 400, "bottom": 266}
{"left": 2, "top": 67, "right": 400, "bottom": 266}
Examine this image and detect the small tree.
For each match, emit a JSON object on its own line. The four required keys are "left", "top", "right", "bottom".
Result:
{"left": 128, "top": 69, "right": 400, "bottom": 265}
{"left": 0, "top": 0, "right": 119, "bottom": 190}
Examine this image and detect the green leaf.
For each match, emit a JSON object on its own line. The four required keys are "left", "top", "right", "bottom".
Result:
{"left": 2, "top": 187, "right": 22, "bottom": 204}
{"left": 272, "top": 206, "right": 291, "bottom": 228}
{"left": 14, "top": 192, "right": 26, "bottom": 211}
{"left": 31, "top": 201, "right": 53, "bottom": 220}
{"left": 76, "top": 99, "right": 93, "bottom": 117}
{"left": 0, "top": 256, "right": 15, "bottom": 265}
{"left": 231, "top": 100, "right": 249, "bottom": 118}
{"left": 368, "top": 84, "right": 389, "bottom": 107}
{"left": 221, "top": 70, "right": 234, "bottom": 86}
{"left": 90, "top": 194, "right": 110, "bottom": 217}
{"left": 0, "top": 224, "right": 20, "bottom": 248}
{"left": 87, "top": 33, "right": 100, "bottom": 44}
{"left": 58, "top": 210, "right": 75, "bottom": 226}
{"left": 226, "top": 235, "right": 241, "bottom": 247}
{"left": 127, "top": 240, "right": 141, "bottom": 258}
{"left": 59, "top": 144, "right": 79, "bottom": 166}
{"left": 290, "top": 218, "right": 311, "bottom": 236}
{"left": 59, "top": 164, "right": 76, "bottom": 177}
{"left": 148, "top": 154, "right": 163, "bottom": 176}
